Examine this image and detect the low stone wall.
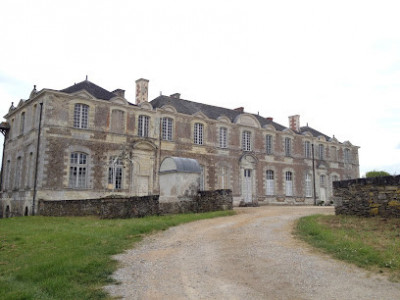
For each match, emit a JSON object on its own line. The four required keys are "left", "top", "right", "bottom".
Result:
{"left": 39, "top": 195, "right": 159, "bottom": 219}
{"left": 159, "top": 189, "right": 233, "bottom": 214}
{"left": 334, "top": 176, "right": 400, "bottom": 218}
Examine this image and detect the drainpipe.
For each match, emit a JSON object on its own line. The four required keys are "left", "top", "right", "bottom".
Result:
{"left": 312, "top": 143, "right": 317, "bottom": 206}
{"left": 32, "top": 102, "right": 43, "bottom": 215}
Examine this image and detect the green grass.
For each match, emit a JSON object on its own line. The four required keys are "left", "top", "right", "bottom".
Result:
{"left": 0, "top": 210, "right": 235, "bottom": 299}
{"left": 296, "top": 214, "right": 400, "bottom": 281}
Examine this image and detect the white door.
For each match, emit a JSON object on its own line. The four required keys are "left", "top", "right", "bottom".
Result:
{"left": 244, "top": 169, "right": 252, "bottom": 202}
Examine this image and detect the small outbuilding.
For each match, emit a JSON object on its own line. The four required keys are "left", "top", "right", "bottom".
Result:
{"left": 159, "top": 157, "right": 201, "bottom": 202}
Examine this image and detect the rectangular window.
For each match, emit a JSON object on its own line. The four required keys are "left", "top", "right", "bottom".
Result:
{"left": 242, "top": 131, "right": 251, "bottom": 151}
{"left": 344, "top": 148, "right": 351, "bottom": 163}
{"left": 194, "top": 123, "right": 204, "bottom": 145}
{"left": 111, "top": 110, "right": 125, "bottom": 133}
{"left": 304, "top": 141, "right": 311, "bottom": 158}
{"left": 219, "top": 127, "right": 227, "bottom": 148}
{"left": 305, "top": 173, "right": 312, "bottom": 197}
{"left": 285, "top": 171, "right": 293, "bottom": 196}
{"left": 20, "top": 112, "right": 25, "bottom": 135}
{"left": 285, "top": 137, "right": 291, "bottom": 157}
{"left": 318, "top": 144, "right": 324, "bottom": 160}
{"left": 138, "top": 115, "right": 150, "bottom": 137}
{"left": 32, "top": 104, "right": 37, "bottom": 128}
{"left": 5, "top": 160, "right": 10, "bottom": 190}
{"left": 330, "top": 146, "right": 337, "bottom": 161}
{"left": 266, "top": 135, "right": 273, "bottom": 155}
{"left": 108, "top": 157, "right": 123, "bottom": 190}
{"left": 73, "top": 104, "right": 89, "bottom": 129}
{"left": 69, "top": 152, "right": 88, "bottom": 188}
{"left": 320, "top": 175, "right": 326, "bottom": 187}
{"left": 162, "top": 117, "right": 173, "bottom": 141}
{"left": 14, "top": 157, "right": 22, "bottom": 189}
{"left": 266, "top": 170, "right": 274, "bottom": 195}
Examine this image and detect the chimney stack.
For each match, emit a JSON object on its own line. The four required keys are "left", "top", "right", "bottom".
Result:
{"left": 288, "top": 115, "right": 300, "bottom": 132}
{"left": 135, "top": 78, "right": 149, "bottom": 105}
{"left": 112, "top": 89, "right": 125, "bottom": 98}
{"left": 266, "top": 117, "right": 273, "bottom": 122}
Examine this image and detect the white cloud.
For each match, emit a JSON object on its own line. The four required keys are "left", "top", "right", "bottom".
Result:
{"left": 1, "top": 0, "right": 400, "bottom": 176}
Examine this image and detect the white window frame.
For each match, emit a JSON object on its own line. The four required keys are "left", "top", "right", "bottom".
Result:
{"left": 344, "top": 148, "right": 351, "bottom": 163}
{"left": 285, "top": 137, "right": 292, "bottom": 157}
{"left": 73, "top": 104, "right": 89, "bottom": 129}
{"left": 318, "top": 144, "right": 324, "bottom": 160}
{"left": 219, "top": 127, "right": 227, "bottom": 148}
{"left": 69, "top": 152, "right": 88, "bottom": 188}
{"left": 242, "top": 131, "right": 251, "bottom": 151}
{"left": 285, "top": 171, "right": 293, "bottom": 196}
{"left": 162, "top": 117, "right": 173, "bottom": 141}
{"left": 138, "top": 115, "right": 150, "bottom": 137}
{"left": 304, "top": 141, "right": 311, "bottom": 158}
{"left": 266, "top": 170, "right": 274, "bottom": 196}
{"left": 305, "top": 173, "right": 312, "bottom": 197}
{"left": 266, "top": 135, "right": 273, "bottom": 155}
{"left": 108, "top": 157, "right": 123, "bottom": 190}
{"left": 194, "top": 123, "right": 204, "bottom": 145}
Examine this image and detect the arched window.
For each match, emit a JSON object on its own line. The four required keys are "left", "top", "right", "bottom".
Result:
{"left": 69, "top": 152, "right": 88, "bottom": 188}
{"left": 285, "top": 171, "right": 293, "bottom": 196}
{"left": 73, "top": 104, "right": 89, "bottom": 129}
{"left": 266, "top": 170, "right": 274, "bottom": 195}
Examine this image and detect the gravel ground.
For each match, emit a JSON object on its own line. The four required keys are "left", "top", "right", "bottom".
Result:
{"left": 105, "top": 206, "right": 400, "bottom": 299}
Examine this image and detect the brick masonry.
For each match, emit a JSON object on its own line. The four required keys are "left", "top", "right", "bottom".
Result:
{"left": 334, "top": 175, "right": 400, "bottom": 218}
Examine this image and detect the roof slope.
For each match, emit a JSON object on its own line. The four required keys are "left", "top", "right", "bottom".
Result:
{"left": 59, "top": 80, "right": 117, "bottom": 100}
{"left": 150, "top": 95, "right": 287, "bottom": 131}
{"left": 300, "top": 126, "right": 331, "bottom": 140}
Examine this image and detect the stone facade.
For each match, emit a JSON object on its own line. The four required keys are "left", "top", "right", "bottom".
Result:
{"left": 334, "top": 176, "right": 400, "bottom": 218}
{"left": 38, "top": 195, "right": 159, "bottom": 219}
{"left": 0, "top": 78, "right": 360, "bottom": 217}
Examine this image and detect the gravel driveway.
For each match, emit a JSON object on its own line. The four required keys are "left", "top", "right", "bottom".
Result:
{"left": 105, "top": 206, "right": 400, "bottom": 299}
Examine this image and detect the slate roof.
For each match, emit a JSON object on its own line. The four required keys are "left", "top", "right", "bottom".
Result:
{"left": 59, "top": 80, "right": 117, "bottom": 100}
{"left": 150, "top": 95, "right": 287, "bottom": 131}
{"left": 300, "top": 126, "right": 331, "bottom": 140}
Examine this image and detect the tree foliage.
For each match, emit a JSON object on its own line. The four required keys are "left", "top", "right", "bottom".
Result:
{"left": 365, "top": 170, "right": 391, "bottom": 178}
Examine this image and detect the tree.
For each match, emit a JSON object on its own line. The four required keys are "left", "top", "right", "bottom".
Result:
{"left": 365, "top": 170, "right": 391, "bottom": 178}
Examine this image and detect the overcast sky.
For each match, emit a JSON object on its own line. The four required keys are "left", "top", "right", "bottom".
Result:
{"left": 1, "top": 0, "right": 399, "bottom": 176}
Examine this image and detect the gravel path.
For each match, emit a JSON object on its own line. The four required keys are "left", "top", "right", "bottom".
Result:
{"left": 105, "top": 206, "right": 400, "bottom": 299}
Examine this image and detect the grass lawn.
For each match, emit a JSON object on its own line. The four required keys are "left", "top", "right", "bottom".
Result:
{"left": 0, "top": 210, "right": 235, "bottom": 300}
{"left": 296, "top": 214, "right": 400, "bottom": 281}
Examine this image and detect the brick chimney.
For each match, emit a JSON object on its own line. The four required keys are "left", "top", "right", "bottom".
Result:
{"left": 135, "top": 78, "right": 149, "bottom": 105}
{"left": 288, "top": 115, "right": 300, "bottom": 132}
{"left": 112, "top": 89, "right": 125, "bottom": 98}
{"left": 234, "top": 107, "right": 244, "bottom": 112}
